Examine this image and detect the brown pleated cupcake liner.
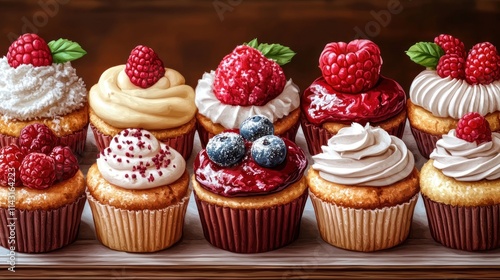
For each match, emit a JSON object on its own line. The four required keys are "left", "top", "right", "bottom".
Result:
{"left": 0, "top": 193, "right": 86, "bottom": 253}
{"left": 90, "top": 124, "right": 195, "bottom": 160}
{"left": 86, "top": 188, "right": 191, "bottom": 253}
{"left": 409, "top": 126, "right": 442, "bottom": 159}
{"left": 0, "top": 124, "right": 88, "bottom": 156}
{"left": 194, "top": 189, "right": 308, "bottom": 253}
{"left": 301, "top": 117, "right": 406, "bottom": 156}
{"left": 309, "top": 192, "right": 419, "bottom": 252}
{"left": 422, "top": 195, "right": 499, "bottom": 251}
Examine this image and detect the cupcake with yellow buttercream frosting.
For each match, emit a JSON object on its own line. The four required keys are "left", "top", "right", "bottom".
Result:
{"left": 89, "top": 45, "right": 196, "bottom": 159}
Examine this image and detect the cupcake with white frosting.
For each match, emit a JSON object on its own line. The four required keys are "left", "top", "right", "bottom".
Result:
{"left": 86, "top": 128, "right": 190, "bottom": 252}
{"left": 420, "top": 112, "right": 500, "bottom": 251}
{"left": 306, "top": 123, "right": 420, "bottom": 252}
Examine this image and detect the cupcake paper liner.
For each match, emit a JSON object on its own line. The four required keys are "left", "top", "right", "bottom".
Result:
{"left": 86, "top": 189, "right": 191, "bottom": 253}
{"left": 301, "top": 117, "right": 406, "bottom": 156}
{"left": 409, "top": 126, "right": 442, "bottom": 159}
{"left": 90, "top": 124, "right": 195, "bottom": 160}
{"left": 309, "top": 192, "right": 418, "bottom": 252}
{"left": 422, "top": 195, "right": 500, "bottom": 251}
{"left": 0, "top": 193, "right": 86, "bottom": 253}
{"left": 194, "top": 189, "right": 308, "bottom": 253}
{"left": 0, "top": 124, "right": 89, "bottom": 156}
{"left": 197, "top": 119, "right": 300, "bottom": 148}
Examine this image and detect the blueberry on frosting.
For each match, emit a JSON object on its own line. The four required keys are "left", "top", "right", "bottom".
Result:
{"left": 206, "top": 132, "right": 245, "bottom": 167}
{"left": 251, "top": 135, "right": 287, "bottom": 168}
{"left": 239, "top": 115, "right": 274, "bottom": 141}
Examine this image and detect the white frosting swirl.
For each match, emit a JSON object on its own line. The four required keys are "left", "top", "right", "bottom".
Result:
{"left": 195, "top": 71, "right": 300, "bottom": 128}
{"left": 312, "top": 123, "right": 414, "bottom": 186}
{"left": 0, "top": 57, "right": 87, "bottom": 121}
{"left": 410, "top": 70, "right": 500, "bottom": 118}
{"left": 97, "top": 128, "right": 186, "bottom": 190}
{"left": 430, "top": 130, "right": 500, "bottom": 181}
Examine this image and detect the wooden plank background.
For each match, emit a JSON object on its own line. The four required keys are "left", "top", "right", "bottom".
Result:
{"left": 1, "top": 0, "right": 499, "bottom": 94}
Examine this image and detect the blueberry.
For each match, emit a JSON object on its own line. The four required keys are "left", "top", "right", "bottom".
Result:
{"left": 239, "top": 115, "right": 274, "bottom": 142}
{"left": 206, "top": 132, "right": 245, "bottom": 167}
{"left": 251, "top": 135, "right": 287, "bottom": 168}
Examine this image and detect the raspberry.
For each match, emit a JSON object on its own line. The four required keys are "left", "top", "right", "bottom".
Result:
{"left": 456, "top": 112, "right": 492, "bottom": 145}
{"left": 19, "top": 123, "right": 58, "bottom": 155}
{"left": 465, "top": 42, "right": 500, "bottom": 85}
{"left": 0, "top": 144, "right": 25, "bottom": 187}
{"left": 319, "top": 39, "right": 382, "bottom": 93}
{"left": 125, "top": 45, "right": 165, "bottom": 88}
{"left": 213, "top": 45, "right": 286, "bottom": 106}
{"left": 434, "top": 34, "right": 466, "bottom": 57}
{"left": 20, "top": 153, "right": 56, "bottom": 189}
{"left": 49, "top": 146, "right": 79, "bottom": 182}
{"left": 436, "top": 54, "right": 466, "bottom": 79}
{"left": 7, "top": 33, "right": 52, "bottom": 68}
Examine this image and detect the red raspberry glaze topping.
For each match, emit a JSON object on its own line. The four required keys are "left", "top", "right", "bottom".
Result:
{"left": 301, "top": 76, "right": 406, "bottom": 125}
{"left": 194, "top": 137, "right": 307, "bottom": 197}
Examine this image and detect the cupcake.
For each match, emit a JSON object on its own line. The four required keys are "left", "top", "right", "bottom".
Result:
{"left": 192, "top": 115, "right": 308, "bottom": 253}
{"left": 406, "top": 34, "right": 500, "bottom": 158}
{"left": 0, "top": 124, "right": 86, "bottom": 253}
{"left": 195, "top": 38, "right": 301, "bottom": 147}
{"left": 307, "top": 123, "right": 419, "bottom": 252}
{"left": 86, "top": 128, "right": 191, "bottom": 252}
{"left": 89, "top": 45, "right": 197, "bottom": 159}
{"left": 420, "top": 112, "right": 500, "bottom": 251}
{"left": 301, "top": 39, "right": 407, "bottom": 155}
{"left": 0, "top": 33, "right": 88, "bottom": 155}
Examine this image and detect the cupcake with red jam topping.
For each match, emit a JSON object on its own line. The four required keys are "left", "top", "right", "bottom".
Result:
{"left": 192, "top": 115, "right": 308, "bottom": 253}
{"left": 0, "top": 123, "right": 86, "bottom": 253}
{"left": 195, "top": 39, "right": 301, "bottom": 147}
{"left": 406, "top": 34, "right": 500, "bottom": 158}
{"left": 89, "top": 45, "right": 197, "bottom": 159}
{"left": 0, "top": 33, "right": 88, "bottom": 155}
{"left": 86, "top": 128, "right": 190, "bottom": 252}
{"left": 301, "top": 39, "right": 407, "bottom": 155}
{"left": 307, "top": 123, "right": 419, "bottom": 252}
{"left": 420, "top": 113, "right": 500, "bottom": 251}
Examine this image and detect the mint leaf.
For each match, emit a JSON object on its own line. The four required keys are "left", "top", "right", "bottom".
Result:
{"left": 245, "top": 38, "right": 259, "bottom": 49}
{"left": 48, "top": 39, "right": 87, "bottom": 63}
{"left": 405, "top": 42, "right": 444, "bottom": 69}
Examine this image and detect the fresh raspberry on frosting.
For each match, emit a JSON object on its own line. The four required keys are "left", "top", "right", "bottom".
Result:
{"left": 213, "top": 45, "right": 286, "bottom": 106}
{"left": 125, "top": 45, "right": 166, "bottom": 89}
{"left": 456, "top": 112, "right": 492, "bottom": 145}
{"left": 465, "top": 42, "right": 500, "bottom": 85}
{"left": 0, "top": 144, "right": 25, "bottom": 187}
{"left": 19, "top": 123, "right": 58, "bottom": 155}
{"left": 434, "top": 34, "right": 466, "bottom": 57}
{"left": 20, "top": 153, "right": 56, "bottom": 189}
{"left": 50, "top": 146, "right": 79, "bottom": 182}
{"left": 436, "top": 53, "right": 466, "bottom": 79}
{"left": 319, "top": 39, "right": 382, "bottom": 93}
{"left": 7, "top": 33, "right": 52, "bottom": 68}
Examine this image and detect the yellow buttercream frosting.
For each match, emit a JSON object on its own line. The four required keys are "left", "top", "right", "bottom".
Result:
{"left": 89, "top": 65, "right": 196, "bottom": 130}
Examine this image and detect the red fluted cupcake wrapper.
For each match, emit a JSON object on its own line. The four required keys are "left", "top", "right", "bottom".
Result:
{"left": 422, "top": 195, "right": 500, "bottom": 251}
{"left": 0, "top": 193, "right": 86, "bottom": 253}
{"left": 309, "top": 192, "right": 418, "bottom": 252}
{"left": 90, "top": 124, "right": 195, "bottom": 160}
{"left": 409, "top": 126, "right": 442, "bottom": 159}
{"left": 197, "top": 118, "right": 300, "bottom": 148}
{"left": 194, "top": 189, "right": 308, "bottom": 253}
{"left": 0, "top": 124, "right": 89, "bottom": 156}
{"left": 301, "top": 117, "right": 406, "bottom": 156}
{"left": 86, "top": 189, "right": 191, "bottom": 253}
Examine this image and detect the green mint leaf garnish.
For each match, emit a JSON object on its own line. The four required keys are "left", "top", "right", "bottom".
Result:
{"left": 244, "top": 38, "right": 296, "bottom": 66}
{"left": 48, "top": 38, "right": 87, "bottom": 63}
{"left": 405, "top": 42, "right": 444, "bottom": 69}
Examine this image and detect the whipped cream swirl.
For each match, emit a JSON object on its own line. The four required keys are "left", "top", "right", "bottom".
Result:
{"left": 0, "top": 57, "right": 87, "bottom": 121}
{"left": 410, "top": 70, "right": 500, "bottom": 118}
{"left": 312, "top": 123, "right": 414, "bottom": 186}
{"left": 430, "top": 130, "right": 500, "bottom": 181}
{"left": 97, "top": 128, "right": 186, "bottom": 190}
{"left": 195, "top": 71, "right": 300, "bottom": 128}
